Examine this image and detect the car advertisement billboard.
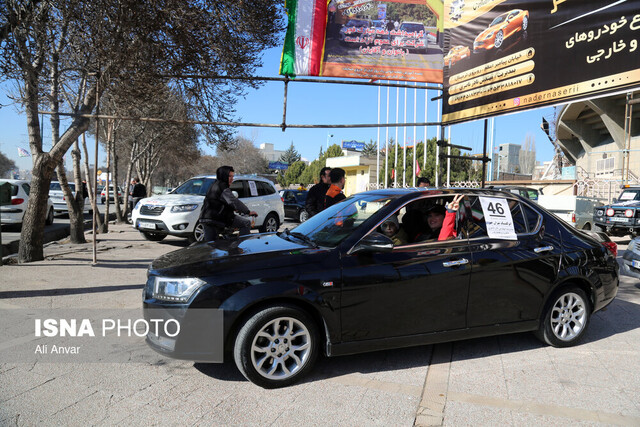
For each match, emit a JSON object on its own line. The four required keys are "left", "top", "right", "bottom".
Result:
{"left": 441, "top": 0, "right": 640, "bottom": 124}
{"left": 281, "top": 0, "right": 444, "bottom": 83}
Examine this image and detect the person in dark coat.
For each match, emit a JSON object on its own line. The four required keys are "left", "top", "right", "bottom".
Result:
{"left": 305, "top": 167, "right": 331, "bottom": 217}
{"left": 199, "top": 166, "right": 257, "bottom": 242}
{"left": 324, "top": 167, "right": 346, "bottom": 209}
{"left": 129, "top": 177, "right": 147, "bottom": 212}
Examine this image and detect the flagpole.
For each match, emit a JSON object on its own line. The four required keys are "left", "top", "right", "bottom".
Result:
{"left": 424, "top": 83, "right": 428, "bottom": 172}
{"left": 385, "top": 81, "right": 390, "bottom": 189}
{"left": 377, "top": 85, "right": 380, "bottom": 189}
{"left": 447, "top": 126, "right": 451, "bottom": 187}
{"left": 436, "top": 97, "right": 441, "bottom": 187}
{"left": 394, "top": 82, "right": 399, "bottom": 188}
{"left": 403, "top": 85, "right": 407, "bottom": 187}
{"left": 413, "top": 82, "right": 417, "bottom": 186}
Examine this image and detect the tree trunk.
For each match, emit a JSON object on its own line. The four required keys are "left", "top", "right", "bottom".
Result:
{"left": 69, "top": 139, "right": 86, "bottom": 243}
{"left": 109, "top": 129, "right": 124, "bottom": 223}
{"left": 100, "top": 122, "right": 111, "bottom": 233}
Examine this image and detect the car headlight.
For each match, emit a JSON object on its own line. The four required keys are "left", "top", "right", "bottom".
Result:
{"left": 153, "top": 277, "right": 206, "bottom": 302}
{"left": 134, "top": 201, "right": 141, "bottom": 210}
{"left": 171, "top": 204, "right": 199, "bottom": 213}
{"left": 596, "top": 209, "right": 604, "bottom": 216}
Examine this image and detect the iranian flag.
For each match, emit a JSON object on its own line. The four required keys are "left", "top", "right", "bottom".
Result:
{"left": 279, "top": 0, "right": 328, "bottom": 77}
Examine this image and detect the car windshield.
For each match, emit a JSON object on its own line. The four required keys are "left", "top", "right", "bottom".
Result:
{"left": 347, "top": 19, "right": 368, "bottom": 27}
{"left": 400, "top": 23, "right": 424, "bottom": 33}
{"left": 288, "top": 193, "right": 396, "bottom": 247}
{"left": 172, "top": 178, "right": 215, "bottom": 195}
{"left": 490, "top": 13, "right": 508, "bottom": 27}
{"left": 619, "top": 190, "right": 640, "bottom": 201}
{"left": 50, "top": 182, "right": 75, "bottom": 191}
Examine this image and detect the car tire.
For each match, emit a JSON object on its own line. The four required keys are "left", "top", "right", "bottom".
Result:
{"left": 233, "top": 305, "right": 319, "bottom": 389}
{"left": 259, "top": 213, "right": 279, "bottom": 233}
{"left": 535, "top": 286, "right": 590, "bottom": 348}
{"left": 101, "top": 197, "right": 105, "bottom": 204}
{"left": 140, "top": 231, "right": 166, "bottom": 242}
{"left": 521, "top": 16, "right": 528, "bottom": 31}
{"left": 189, "top": 222, "right": 206, "bottom": 244}
{"left": 45, "top": 207, "right": 54, "bottom": 225}
{"left": 494, "top": 30, "right": 504, "bottom": 48}
{"left": 298, "top": 209, "right": 309, "bottom": 223}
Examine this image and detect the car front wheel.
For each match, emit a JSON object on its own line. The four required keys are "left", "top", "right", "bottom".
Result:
{"left": 494, "top": 30, "right": 504, "bottom": 48}
{"left": 45, "top": 207, "right": 54, "bottom": 225}
{"left": 259, "top": 213, "right": 279, "bottom": 233}
{"left": 233, "top": 305, "right": 319, "bottom": 388}
{"left": 189, "top": 222, "right": 205, "bottom": 243}
{"left": 535, "top": 286, "right": 590, "bottom": 347}
{"left": 140, "top": 231, "right": 166, "bottom": 242}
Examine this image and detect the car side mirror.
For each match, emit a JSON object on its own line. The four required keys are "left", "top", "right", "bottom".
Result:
{"left": 351, "top": 232, "right": 394, "bottom": 254}
{"left": 232, "top": 191, "right": 239, "bottom": 198}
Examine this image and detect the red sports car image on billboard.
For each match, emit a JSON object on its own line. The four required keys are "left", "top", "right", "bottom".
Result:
{"left": 473, "top": 9, "right": 529, "bottom": 53}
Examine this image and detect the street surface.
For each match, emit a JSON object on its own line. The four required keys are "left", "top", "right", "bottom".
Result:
{"left": 0, "top": 223, "right": 639, "bottom": 425}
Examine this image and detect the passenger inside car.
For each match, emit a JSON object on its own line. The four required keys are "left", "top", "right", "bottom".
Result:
{"left": 380, "top": 215, "right": 408, "bottom": 246}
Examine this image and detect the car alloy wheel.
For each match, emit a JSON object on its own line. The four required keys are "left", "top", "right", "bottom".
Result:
{"left": 299, "top": 209, "right": 309, "bottom": 223}
{"left": 45, "top": 207, "right": 54, "bottom": 225}
{"left": 192, "top": 222, "right": 205, "bottom": 242}
{"left": 260, "top": 213, "right": 279, "bottom": 233}
{"left": 234, "top": 305, "right": 318, "bottom": 388}
{"left": 522, "top": 16, "right": 528, "bottom": 31}
{"left": 494, "top": 30, "right": 504, "bottom": 48}
{"left": 536, "top": 287, "right": 590, "bottom": 347}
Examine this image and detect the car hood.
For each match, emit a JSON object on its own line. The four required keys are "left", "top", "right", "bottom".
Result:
{"left": 149, "top": 233, "right": 317, "bottom": 277}
{"left": 140, "top": 194, "right": 204, "bottom": 206}
{"left": 476, "top": 27, "right": 497, "bottom": 41}
{"left": 610, "top": 201, "right": 640, "bottom": 208}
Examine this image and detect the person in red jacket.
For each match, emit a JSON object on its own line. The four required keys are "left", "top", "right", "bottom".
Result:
{"left": 422, "top": 194, "right": 463, "bottom": 241}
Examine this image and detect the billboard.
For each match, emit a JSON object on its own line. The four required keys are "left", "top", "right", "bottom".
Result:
{"left": 281, "top": 0, "right": 444, "bottom": 83}
{"left": 441, "top": 0, "right": 640, "bottom": 124}
{"left": 342, "top": 140, "right": 366, "bottom": 150}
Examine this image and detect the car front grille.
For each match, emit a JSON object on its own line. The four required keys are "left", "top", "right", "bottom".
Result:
{"left": 140, "top": 205, "right": 165, "bottom": 216}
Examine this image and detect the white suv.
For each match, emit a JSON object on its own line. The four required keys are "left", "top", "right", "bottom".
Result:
{"left": 131, "top": 175, "right": 284, "bottom": 242}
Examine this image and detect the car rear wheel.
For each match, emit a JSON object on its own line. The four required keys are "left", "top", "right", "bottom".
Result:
{"left": 45, "top": 207, "right": 54, "bottom": 225}
{"left": 233, "top": 305, "right": 319, "bottom": 389}
{"left": 535, "top": 286, "right": 590, "bottom": 347}
{"left": 494, "top": 30, "right": 504, "bottom": 48}
{"left": 259, "top": 213, "right": 279, "bottom": 233}
{"left": 140, "top": 231, "right": 166, "bottom": 242}
{"left": 298, "top": 209, "right": 309, "bottom": 223}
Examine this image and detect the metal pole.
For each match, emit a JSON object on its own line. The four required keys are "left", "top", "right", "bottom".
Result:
{"left": 281, "top": 77, "right": 289, "bottom": 131}
{"left": 377, "top": 85, "right": 380, "bottom": 188}
{"left": 436, "top": 98, "right": 441, "bottom": 187}
{"left": 385, "top": 82, "right": 390, "bottom": 188}
{"left": 488, "top": 117, "right": 495, "bottom": 181}
{"left": 447, "top": 126, "right": 451, "bottom": 187}
{"left": 394, "top": 83, "right": 399, "bottom": 188}
{"left": 92, "top": 73, "right": 99, "bottom": 264}
{"left": 413, "top": 82, "right": 417, "bottom": 182}
{"left": 403, "top": 86, "right": 407, "bottom": 187}
{"left": 481, "top": 119, "right": 488, "bottom": 188}
{"left": 424, "top": 84, "right": 428, "bottom": 172}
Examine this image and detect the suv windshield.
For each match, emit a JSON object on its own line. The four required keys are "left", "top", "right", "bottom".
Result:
{"left": 172, "top": 178, "right": 215, "bottom": 196}
{"left": 618, "top": 190, "right": 640, "bottom": 201}
{"left": 289, "top": 193, "right": 396, "bottom": 247}
{"left": 400, "top": 23, "right": 424, "bottom": 33}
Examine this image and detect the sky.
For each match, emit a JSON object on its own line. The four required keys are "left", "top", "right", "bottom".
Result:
{"left": 0, "top": 46, "right": 557, "bottom": 176}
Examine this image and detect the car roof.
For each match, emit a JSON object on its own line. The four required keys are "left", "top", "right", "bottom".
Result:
{"left": 355, "top": 187, "right": 526, "bottom": 199}
{"left": 190, "top": 174, "right": 274, "bottom": 184}
{"left": 0, "top": 179, "right": 28, "bottom": 184}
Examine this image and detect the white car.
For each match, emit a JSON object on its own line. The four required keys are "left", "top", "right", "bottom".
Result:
{"left": 49, "top": 181, "right": 91, "bottom": 213}
{"left": 1, "top": 179, "right": 54, "bottom": 226}
{"left": 131, "top": 174, "right": 285, "bottom": 242}
{"left": 100, "top": 185, "right": 124, "bottom": 204}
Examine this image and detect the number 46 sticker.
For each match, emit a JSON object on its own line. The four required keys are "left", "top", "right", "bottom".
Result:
{"left": 479, "top": 197, "right": 517, "bottom": 240}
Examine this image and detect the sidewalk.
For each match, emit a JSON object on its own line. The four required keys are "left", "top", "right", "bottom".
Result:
{"left": 0, "top": 226, "right": 639, "bottom": 425}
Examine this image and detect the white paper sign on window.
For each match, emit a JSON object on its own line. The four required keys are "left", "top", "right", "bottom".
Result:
{"left": 248, "top": 181, "right": 258, "bottom": 197}
{"left": 479, "top": 197, "right": 517, "bottom": 240}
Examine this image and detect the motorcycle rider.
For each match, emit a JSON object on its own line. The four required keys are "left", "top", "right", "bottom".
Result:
{"left": 199, "top": 166, "right": 257, "bottom": 242}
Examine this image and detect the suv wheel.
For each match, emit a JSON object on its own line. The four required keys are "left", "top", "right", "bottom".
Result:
{"left": 233, "top": 305, "right": 319, "bottom": 388}
{"left": 298, "top": 209, "right": 309, "bottom": 223}
{"left": 140, "top": 231, "right": 166, "bottom": 242}
{"left": 535, "top": 286, "right": 590, "bottom": 347}
{"left": 259, "top": 213, "right": 279, "bottom": 233}
{"left": 189, "top": 222, "right": 206, "bottom": 243}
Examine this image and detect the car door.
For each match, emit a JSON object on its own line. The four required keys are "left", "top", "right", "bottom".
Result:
{"left": 465, "top": 195, "right": 563, "bottom": 327}
{"left": 283, "top": 191, "right": 297, "bottom": 218}
{"left": 340, "top": 197, "right": 472, "bottom": 341}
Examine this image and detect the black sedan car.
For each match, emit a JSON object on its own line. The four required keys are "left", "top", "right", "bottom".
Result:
{"left": 143, "top": 188, "right": 619, "bottom": 388}
{"left": 281, "top": 189, "right": 309, "bottom": 222}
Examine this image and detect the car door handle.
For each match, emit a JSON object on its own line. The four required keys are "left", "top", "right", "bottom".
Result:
{"left": 534, "top": 246, "right": 554, "bottom": 253}
{"left": 443, "top": 258, "right": 469, "bottom": 267}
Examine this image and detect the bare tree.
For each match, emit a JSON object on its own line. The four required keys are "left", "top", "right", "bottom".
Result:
{"left": 519, "top": 133, "right": 536, "bottom": 176}
{"left": 1, "top": 0, "right": 284, "bottom": 262}
{"left": 216, "top": 136, "right": 269, "bottom": 174}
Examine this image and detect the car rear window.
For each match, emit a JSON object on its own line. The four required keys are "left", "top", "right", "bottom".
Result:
{"left": 50, "top": 182, "right": 75, "bottom": 192}
{"left": 256, "top": 181, "right": 275, "bottom": 196}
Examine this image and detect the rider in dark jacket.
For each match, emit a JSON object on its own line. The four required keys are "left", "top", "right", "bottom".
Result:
{"left": 199, "top": 166, "right": 257, "bottom": 241}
